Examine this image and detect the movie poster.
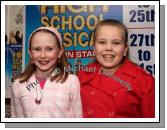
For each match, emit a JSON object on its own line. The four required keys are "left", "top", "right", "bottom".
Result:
{"left": 5, "top": 5, "right": 23, "bottom": 117}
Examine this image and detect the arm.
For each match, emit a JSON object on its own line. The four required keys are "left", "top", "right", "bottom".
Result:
{"left": 70, "top": 75, "right": 83, "bottom": 118}
{"left": 11, "top": 80, "right": 23, "bottom": 118}
{"left": 141, "top": 75, "right": 155, "bottom": 118}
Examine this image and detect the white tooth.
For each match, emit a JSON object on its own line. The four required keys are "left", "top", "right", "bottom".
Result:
{"left": 40, "top": 61, "right": 48, "bottom": 64}
{"left": 103, "top": 55, "right": 113, "bottom": 58}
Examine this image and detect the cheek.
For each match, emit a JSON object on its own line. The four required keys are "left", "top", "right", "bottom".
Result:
{"left": 115, "top": 47, "right": 126, "bottom": 56}
{"left": 94, "top": 49, "right": 100, "bottom": 58}
{"left": 30, "top": 52, "right": 40, "bottom": 59}
{"left": 94, "top": 45, "right": 103, "bottom": 55}
{"left": 49, "top": 52, "right": 59, "bottom": 59}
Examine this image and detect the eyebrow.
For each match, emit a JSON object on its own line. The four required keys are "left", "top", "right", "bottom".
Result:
{"left": 31, "top": 45, "right": 55, "bottom": 47}
{"left": 96, "top": 38, "right": 106, "bottom": 40}
{"left": 96, "top": 38, "right": 123, "bottom": 41}
{"left": 112, "top": 39, "right": 124, "bottom": 42}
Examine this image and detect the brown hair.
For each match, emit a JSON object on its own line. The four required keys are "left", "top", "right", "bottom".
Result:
{"left": 94, "top": 19, "right": 128, "bottom": 44}
{"left": 17, "top": 29, "right": 69, "bottom": 83}
{"left": 94, "top": 19, "right": 129, "bottom": 57}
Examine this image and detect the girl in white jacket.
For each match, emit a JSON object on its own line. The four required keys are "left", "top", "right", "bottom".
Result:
{"left": 11, "top": 27, "right": 82, "bottom": 118}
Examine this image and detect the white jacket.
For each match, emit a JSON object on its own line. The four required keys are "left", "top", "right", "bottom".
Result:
{"left": 11, "top": 74, "right": 83, "bottom": 118}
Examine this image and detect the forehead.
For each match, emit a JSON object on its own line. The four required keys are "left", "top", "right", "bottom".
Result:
{"left": 31, "top": 31, "right": 58, "bottom": 43}
{"left": 32, "top": 31, "right": 56, "bottom": 39}
{"left": 31, "top": 32, "right": 58, "bottom": 46}
{"left": 97, "top": 24, "right": 124, "bottom": 32}
{"left": 96, "top": 25, "right": 124, "bottom": 37}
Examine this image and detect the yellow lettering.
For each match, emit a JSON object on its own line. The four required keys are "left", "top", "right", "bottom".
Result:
{"left": 89, "top": 32, "right": 94, "bottom": 46}
{"left": 62, "top": 16, "right": 72, "bottom": 30}
{"left": 40, "top": 5, "right": 47, "bottom": 14}
{"left": 86, "top": 15, "right": 98, "bottom": 30}
{"left": 67, "top": 5, "right": 87, "bottom": 13}
{"left": 41, "top": 5, "right": 109, "bottom": 14}
{"left": 60, "top": 5, "right": 65, "bottom": 13}
{"left": 41, "top": 16, "right": 50, "bottom": 26}
{"left": 50, "top": 16, "right": 60, "bottom": 29}
{"left": 40, "top": 5, "right": 59, "bottom": 14}
{"left": 63, "top": 32, "right": 72, "bottom": 47}
{"left": 79, "top": 32, "right": 88, "bottom": 47}
{"left": 17, "top": 52, "right": 22, "bottom": 59}
{"left": 74, "top": 32, "right": 77, "bottom": 47}
{"left": 74, "top": 15, "right": 85, "bottom": 30}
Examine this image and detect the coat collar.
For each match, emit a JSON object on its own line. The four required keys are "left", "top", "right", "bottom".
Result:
{"left": 79, "top": 57, "right": 138, "bottom": 83}
{"left": 79, "top": 58, "right": 138, "bottom": 95}
{"left": 117, "top": 57, "right": 138, "bottom": 78}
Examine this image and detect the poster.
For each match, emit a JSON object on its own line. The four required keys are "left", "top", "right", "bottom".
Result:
{"left": 25, "top": 5, "right": 123, "bottom": 73}
{"left": 24, "top": 5, "right": 155, "bottom": 75}
{"left": 123, "top": 5, "right": 155, "bottom": 75}
{"left": 5, "top": 5, "right": 23, "bottom": 117}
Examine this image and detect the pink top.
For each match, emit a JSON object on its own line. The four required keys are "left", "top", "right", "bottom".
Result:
{"left": 39, "top": 80, "right": 46, "bottom": 89}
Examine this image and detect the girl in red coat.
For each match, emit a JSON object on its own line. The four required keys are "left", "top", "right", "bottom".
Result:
{"left": 78, "top": 19, "right": 155, "bottom": 118}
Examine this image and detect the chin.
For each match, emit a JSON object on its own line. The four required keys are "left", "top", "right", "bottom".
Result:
{"left": 38, "top": 66, "right": 51, "bottom": 71}
{"left": 101, "top": 63, "right": 115, "bottom": 69}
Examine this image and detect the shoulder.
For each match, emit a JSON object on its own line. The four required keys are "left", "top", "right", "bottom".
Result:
{"left": 12, "top": 75, "right": 34, "bottom": 90}
{"left": 12, "top": 79, "right": 22, "bottom": 88}
{"left": 122, "top": 58, "right": 154, "bottom": 79}
{"left": 66, "top": 74, "right": 80, "bottom": 91}
{"left": 122, "top": 59, "right": 155, "bottom": 91}
{"left": 133, "top": 64, "right": 154, "bottom": 80}
{"left": 11, "top": 79, "right": 22, "bottom": 95}
{"left": 67, "top": 74, "right": 79, "bottom": 82}
{"left": 65, "top": 74, "right": 80, "bottom": 87}
{"left": 77, "top": 62, "right": 100, "bottom": 84}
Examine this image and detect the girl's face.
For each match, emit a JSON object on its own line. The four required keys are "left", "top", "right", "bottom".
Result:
{"left": 29, "top": 31, "right": 63, "bottom": 75}
{"left": 94, "top": 25, "right": 128, "bottom": 73}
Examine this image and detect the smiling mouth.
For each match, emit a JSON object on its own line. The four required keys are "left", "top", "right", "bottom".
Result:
{"left": 39, "top": 61, "right": 50, "bottom": 65}
{"left": 102, "top": 54, "right": 114, "bottom": 61}
{"left": 103, "top": 54, "right": 114, "bottom": 58}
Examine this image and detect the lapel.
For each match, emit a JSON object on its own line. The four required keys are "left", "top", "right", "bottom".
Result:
{"left": 87, "top": 58, "right": 137, "bottom": 96}
{"left": 25, "top": 74, "right": 40, "bottom": 91}
{"left": 28, "top": 74, "right": 52, "bottom": 90}
{"left": 89, "top": 69, "right": 124, "bottom": 95}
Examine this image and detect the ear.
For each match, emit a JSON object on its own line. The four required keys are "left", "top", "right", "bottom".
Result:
{"left": 123, "top": 44, "right": 129, "bottom": 56}
{"left": 58, "top": 48, "right": 64, "bottom": 58}
{"left": 125, "top": 44, "right": 129, "bottom": 54}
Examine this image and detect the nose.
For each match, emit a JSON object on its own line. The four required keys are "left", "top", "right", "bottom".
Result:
{"left": 40, "top": 50, "right": 47, "bottom": 58}
{"left": 105, "top": 42, "right": 113, "bottom": 51}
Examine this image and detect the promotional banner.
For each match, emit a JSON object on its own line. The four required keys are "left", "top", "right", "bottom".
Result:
{"left": 25, "top": 5, "right": 123, "bottom": 73}
{"left": 5, "top": 5, "right": 23, "bottom": 98}
{"left": 123, "top": 5, "right": 155, "bottom": 75}
{"left": 25, "top": 5, "right": 154, "bottom": 75}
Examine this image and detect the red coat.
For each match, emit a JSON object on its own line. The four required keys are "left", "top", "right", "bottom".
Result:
{"left": 78, "top": 58, "right": 155, "bottom": 118}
